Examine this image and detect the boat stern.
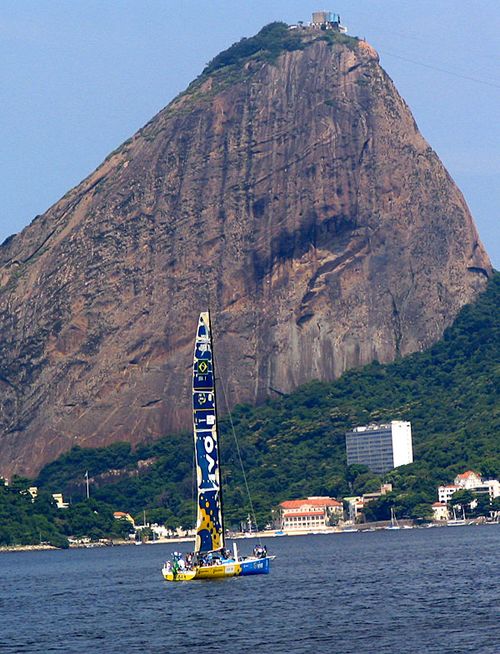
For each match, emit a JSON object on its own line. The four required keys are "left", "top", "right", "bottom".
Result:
{"left": 239, "top": 556, "right": 271, "bottom": 576}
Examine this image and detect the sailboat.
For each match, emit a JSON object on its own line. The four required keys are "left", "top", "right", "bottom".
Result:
{"left": 447, "top": 506, "right": 467, "bottom": 526}
{"left": 385, "top": 507, "right": 401, "bottom": 530}
{"left": 162, "top": 312, "right": 272, "bottom": 582}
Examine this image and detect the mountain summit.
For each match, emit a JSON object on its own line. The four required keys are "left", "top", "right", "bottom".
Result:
{"left": 0, "top": 23, "right": 491, "bottom": 476}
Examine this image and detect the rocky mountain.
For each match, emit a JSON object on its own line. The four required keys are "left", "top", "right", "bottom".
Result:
{"left": 0, "top": 24, "right": 491, "bottom": 477}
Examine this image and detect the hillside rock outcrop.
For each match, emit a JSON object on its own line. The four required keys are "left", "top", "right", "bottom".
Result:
{"left": 0, "top": 27, "right": 491, "bottom": 476}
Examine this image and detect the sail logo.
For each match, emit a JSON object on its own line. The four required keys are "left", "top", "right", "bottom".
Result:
{"left": 194, "top": 391, "right": 214, "bottom": 407}
{"left": 196, "top": 429, "right": 219, "bottom": 487}
{"left": 203, "top": 433, "right": 217, "bottom": 483}
{"left": 193, "top": 358, "right": 214, "bottom": 390}
{"left": 194, "top": 410, "right": 216, "bottom": 429}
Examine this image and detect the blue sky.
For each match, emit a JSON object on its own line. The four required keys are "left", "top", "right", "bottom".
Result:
{"left": 0, "top": 0, "right": 498, "bottom": 266}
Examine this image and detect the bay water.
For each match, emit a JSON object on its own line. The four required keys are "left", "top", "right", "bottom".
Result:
{"left": 1, "top": 526, "right": 498, "bottom": 653}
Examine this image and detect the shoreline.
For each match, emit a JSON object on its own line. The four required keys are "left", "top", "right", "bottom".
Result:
{"left": 2, "top": 520, "right": 496, "bottom": 553}
{"left": 0, "top": 544, "right": 58, "bottom": 553}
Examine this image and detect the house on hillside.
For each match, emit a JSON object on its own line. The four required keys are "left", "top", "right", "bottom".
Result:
{"left": 438, "top": 470, "right": 500, "bottom": 504}
{"left": 455, "top": 470, "right": 483, "bottom": 489}
{"left": 438, "top": 484, "right": 461, "bottom": 504}
{"left": 113, "top": 511, "right": 135, "bottom": 526}
{"left": 52, "top": 493, "right": 69, "bottom": 509}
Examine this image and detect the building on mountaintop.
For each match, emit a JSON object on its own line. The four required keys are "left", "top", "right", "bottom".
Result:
{"left": 289, "top": 10, "right": 347, "bottom": 33}
{"left": 311, "top": 11, "right": 347, "bottom": 32}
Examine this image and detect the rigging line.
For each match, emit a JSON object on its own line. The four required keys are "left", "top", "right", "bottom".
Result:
{"left": 378, "top": 49, "right": 500, "bottom": 89}
{"left": 213, "top": 350, "right": 261, "bottom": 544}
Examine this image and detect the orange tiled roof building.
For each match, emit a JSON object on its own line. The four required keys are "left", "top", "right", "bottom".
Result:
{"left": 279, "top": 496, "right": 343, "bottom": 531}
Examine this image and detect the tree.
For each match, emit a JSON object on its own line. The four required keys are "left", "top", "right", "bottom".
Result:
{"left": 410, "top": 503, "right": 433, "bottom": 521}
{"left": 471, "top": 494, "right": 492, "bottom": 518}
{"left": 450, "top": 489, "right": 474, "bottom": 517}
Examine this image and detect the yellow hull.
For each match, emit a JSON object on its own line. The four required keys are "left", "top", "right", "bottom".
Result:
{"left": 163, "top": 561, "right": 243, "bottom": 581}
{"left": 162, "top": 556, "right": 271, "bottom": 581}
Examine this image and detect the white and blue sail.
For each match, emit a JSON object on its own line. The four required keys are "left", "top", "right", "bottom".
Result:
{"left": 192, "top": 312, "right": 225, "bottom": 553}
{"left": 161, "top": 311, "right": 272, "bottom": 581}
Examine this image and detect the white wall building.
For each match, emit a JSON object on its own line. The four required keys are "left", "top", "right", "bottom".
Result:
{"left": 438, "top": 470, "right": 500, "bottom": 504}
{"left": 454, "top": 470, "right": 483, "bottom": 489}
{"left": 52, "top": 492, "right": 69, "bottom": 509}
{"left": 438, "top": 485, "right": 461, "bottom": 504}
{"left": 345, "top": 421, "right": 413, "bottom": 474}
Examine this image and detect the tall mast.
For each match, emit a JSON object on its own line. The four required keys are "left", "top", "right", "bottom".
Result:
{"left": 206, "top": 311, "right": 226, "bottom": 543}
{"left": 192, "top": 311, "right": 225, "bottom": 553}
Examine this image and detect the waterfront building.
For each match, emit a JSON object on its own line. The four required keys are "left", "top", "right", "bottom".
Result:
{"left": 343, "top": 484, "right": 394, "bottom": 522}
{"left": 486, "top": 479, "right": 500, "bottom": 499}
{"left": 343, "top": 496, "right": 364, "bottom": 522}
{"left": 432, "top": 502, "right": 449, "bottom": 521}
{"left": 438, "top": 470, "right": 500, "bottom": 504}
{"left": 454, "top": 470, "right": 483, "bottom": 489}
{"left": 361, "top": 483, "right": 393, "bottom": 504}
{"left": 279, "top": 496, "right": 343, "bottom": 531}
{"left": 345, "top": 421, "right": 413, "bottom": 474}
{"left": 150, "top": 524, "right": 170, "bottom": 539}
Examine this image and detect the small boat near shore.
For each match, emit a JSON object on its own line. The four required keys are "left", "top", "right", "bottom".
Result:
{"left": 385, "top": 507, "right": 401, "bottom": 530}
{"left": 447, "top": 507, "right": 467, "bottom": 526}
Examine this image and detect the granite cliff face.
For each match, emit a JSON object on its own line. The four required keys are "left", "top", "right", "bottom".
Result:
{"left": 0, "top": 28, "right": 491, "bottom": 476}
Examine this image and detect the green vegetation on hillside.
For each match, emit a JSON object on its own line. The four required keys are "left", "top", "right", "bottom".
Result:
{"left": 0, "top": 479, "right": 69, "bottom": 548}
{"left": 202, "top": 22, "right": 304, "bottom": 76}
{"left": 181, "top": 22, "right": 359, "bottom": 98}
{"left": 2, "top": 273, "right": 498, "bottom": 544}
{"left": 200, "top": 22, "right": 359, "bottom": 78}
{"left": 0, "top": 476, "right": 133, "bottom": 548}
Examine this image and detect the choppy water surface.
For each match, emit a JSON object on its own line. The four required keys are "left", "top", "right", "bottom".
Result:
{"left": 1, "top": 526, "right": 498, "bottom": 653}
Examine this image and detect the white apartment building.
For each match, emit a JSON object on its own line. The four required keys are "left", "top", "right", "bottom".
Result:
{"left": 438, "top": 470, "right": 500, "bottom": 503}
{"left": 345, "top": 421, "right": 413, "bottom": 474}
{"left": 438, "top": 485, "right": 461, "bottom": 504}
